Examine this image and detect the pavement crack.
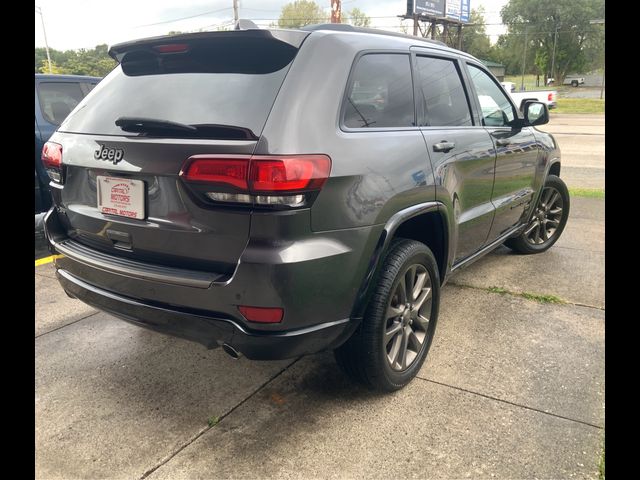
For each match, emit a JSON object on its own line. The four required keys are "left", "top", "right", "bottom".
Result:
{"left": 139, "top": 356, "right": 301, "bottom": 480}
{"left": 448, "top": 282, "right": 604, "bottom": 310}
{"left": 35, "top": 311, "right": 101, "bottom": 338}
{"left": 417, "top": 376, "right": 603, "bottom": 430}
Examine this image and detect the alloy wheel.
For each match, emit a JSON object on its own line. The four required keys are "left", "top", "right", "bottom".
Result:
{"left": 524, "top": 186, "right": 564, "bottom": 245}
{"left": 384, "top": 264, "right": 433, "bottom": 371}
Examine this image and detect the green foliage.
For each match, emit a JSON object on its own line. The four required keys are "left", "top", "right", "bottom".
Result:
{"left": 35, "top": 44, "right": 117, "bottom": 77}
{"left": 457, "top": 8, "right": 493, "bottom": 60}
{"left": 207, "top": 416, "right": 220, "bottom": 427}
{"left": 568, "top": 188, "right": 605, "bottom": 198}
{"left": 488, "top": 286, "right": 565, "bottom": 304}
{"left": 277, "top": 0, "right": 327, "bottom": 29}
{"left": 499, "top": 0, "right": 605, "bottom": 80}
{"left": 554, "top": 98, "right": 605, "bottom": 114}
{"left": 346, "top": 8, "right": 371, "bottom": 28}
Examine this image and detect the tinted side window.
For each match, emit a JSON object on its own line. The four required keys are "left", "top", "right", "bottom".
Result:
{"left": 467, "top": 64, "right": 515, "bottom": 127}
{"left": 344, "top": 54, "right": 414, "bottom": 128}
{"left": 37, "top": 82, "right": 85, "bottom": 125}
{"left": 416, "top": 56, "right": 472, "bottom": 127}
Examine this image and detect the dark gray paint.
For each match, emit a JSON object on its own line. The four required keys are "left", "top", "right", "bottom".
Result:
{"left": 45, "top": 27, "right": 560, "bottom": 358}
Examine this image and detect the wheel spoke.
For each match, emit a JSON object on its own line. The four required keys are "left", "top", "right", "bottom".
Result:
{"left": 413, "top": 287, "right": 432, "bottom": 311}
{"left": 412, "top": 271, "right": 427, "bottom": 300}
{"left": 415, "top": 314, "right": 430, "bottom": 331}
{"left": 387, "top": 303, "right": 404, "bottom": 320}
{"left": 533, "top": 223, "right": 541, "bottom": 243}
{"left": 396, "top": 276, "right": 407, "bottom": 305}
{"left": 547, "top": 191, "right": 560, "bottom": 209}
{"left": 541, "top": 226, "right": 549, "bottom": 241}
{"left": 397, "top": 327, "right": 409, "bottom": 369}
{"left": 524, "top": 220, "right": 538, "bottom": 236}
{"left": 542, "top": 187, "right": 553, "bottom": 205}
{"left": 408, "top": 329, "right": 424, "bottom": 350}
{"left": 548, "top": 207, "right": 563, "bottom": 216}
{"left": 405, "top": 266, "right": 416, "bottom": 301}
{"left": 546, "top": 218, "right": 560, "bottom": 227}
{"left": 387, "top": 332, "right": 402, "bottom": 366}
{"left": 385, "top": 321, "right": 403, "bottom": 346}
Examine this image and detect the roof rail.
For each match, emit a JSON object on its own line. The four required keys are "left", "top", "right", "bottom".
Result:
{"left": 300, "top": 23, "right": 447, "bottom": 47}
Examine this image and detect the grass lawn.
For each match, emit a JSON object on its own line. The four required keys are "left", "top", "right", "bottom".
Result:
{"left": 569, "top": 188, "right": 605, "bottom": 199}
{"left": 553, "top": 97, "right": 605, "bottom": 114}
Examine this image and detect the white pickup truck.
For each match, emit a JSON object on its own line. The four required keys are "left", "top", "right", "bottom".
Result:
{"left": 500, "top": 82, "right": 557, "bottom": 112}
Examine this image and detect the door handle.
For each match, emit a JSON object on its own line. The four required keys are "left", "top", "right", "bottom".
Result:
{"left": 495, "top": 138, "right": 511, "bottom": 147}
{"left": 433, "top": 141, "right": 456, "bottom": 153}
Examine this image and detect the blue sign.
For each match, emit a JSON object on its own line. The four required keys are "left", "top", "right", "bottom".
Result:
{"left": 446, "top": 0, "right": 471, "bottom": 22}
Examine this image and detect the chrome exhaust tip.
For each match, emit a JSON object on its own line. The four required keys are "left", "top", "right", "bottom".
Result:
{"left": 222, "top": 343, "right": 241, "bottom": 359}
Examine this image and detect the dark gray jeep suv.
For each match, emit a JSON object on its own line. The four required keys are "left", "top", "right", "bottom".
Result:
{"left": 43, "top": 24, "right": 569, "bottom": 391}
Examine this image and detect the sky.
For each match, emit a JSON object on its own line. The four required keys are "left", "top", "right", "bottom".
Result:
{"left": 34, "top": 0, "right": 509, "bottom": 51}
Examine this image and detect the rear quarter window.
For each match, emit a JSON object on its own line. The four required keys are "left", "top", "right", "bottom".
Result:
{"left": 343, "top": 53, "right": 415, "bottom": 129}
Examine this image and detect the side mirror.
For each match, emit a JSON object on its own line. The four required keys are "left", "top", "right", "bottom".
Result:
{"left": 524, "top": 101, "right": 549, "bottom": 126}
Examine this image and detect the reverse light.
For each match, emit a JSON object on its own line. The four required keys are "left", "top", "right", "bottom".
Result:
{"left": 41, "top": 141, "right": 63, "bottom": 183}
{"left": 238, "top": 306, "right": 284, "bottom": 323}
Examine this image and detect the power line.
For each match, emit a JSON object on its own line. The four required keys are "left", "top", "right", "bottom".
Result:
{"left": 135, "top": 7, "right": 232, "bottom": 28}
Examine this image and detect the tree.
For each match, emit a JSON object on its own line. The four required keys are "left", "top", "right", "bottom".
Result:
{"left": 277, "top": 0, "right": 327, "bottom": 29}
{"left": 500, "top": 0, "right": 605, "bottom": 82}
{"left": 34, "top": 44, "right": 117, "bottom": 77}
{"left": 346, "top": 8, "right": 370, "bottom": 27}
{"left": 454, "top": 7, "right": 493, "bottom": 60}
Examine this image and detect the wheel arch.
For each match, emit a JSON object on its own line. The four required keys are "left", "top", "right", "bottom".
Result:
{"left": 350, "top": 202, "right": 448, "bottom": 320}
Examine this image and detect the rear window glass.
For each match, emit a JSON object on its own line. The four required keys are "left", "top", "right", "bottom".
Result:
{"left": 60, "top": 43, "right": 297, "bottom": 140}
{"left": 343, "top": 54, "right": 415, "bottom": 129}
{"left": 37, "top": 82, "right": 85, "bottom": 126}
{"left": 416, "top": 56, "right": 472, "bottom": 127}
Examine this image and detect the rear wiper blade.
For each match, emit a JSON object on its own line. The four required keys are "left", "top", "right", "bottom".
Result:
{"left": 115, "top": 117, "right": 198, "bottom": 134}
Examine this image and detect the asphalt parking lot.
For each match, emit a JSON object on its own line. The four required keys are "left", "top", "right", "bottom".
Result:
{"left": 35, "top": 113, "right": 605, "bottom": 479}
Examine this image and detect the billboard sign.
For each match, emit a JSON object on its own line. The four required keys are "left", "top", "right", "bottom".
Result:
{"left": 414, "top": 0, "right": 446, "bottom": 17}
{"left": 409, "top": 1, "right": 470, "bottom": 22}
{"left": 446, "top": 0, "right": 470, "bottom": 22}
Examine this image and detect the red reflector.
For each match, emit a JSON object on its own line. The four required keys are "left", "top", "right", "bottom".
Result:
{"left": 153, "top": 43, "right": 189, "bottom": 53}
{"left": 548, "top": 93, "right": 553, "bottom": 101}
{"left": 238, "top": 306, "right": 284, "bottom": 323}
{"left": 250, "top": 155, "right": 331, "bottom": 192}
{"left": 41, "top": 141, "right": 62, "bottom": 168}
{"left": 182, "top": 157, "right": 249, "bottom": 190}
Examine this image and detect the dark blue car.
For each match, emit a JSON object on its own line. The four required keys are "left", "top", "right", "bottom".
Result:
{"left": 35, "top": 74, "right": 101, "bottom": 212}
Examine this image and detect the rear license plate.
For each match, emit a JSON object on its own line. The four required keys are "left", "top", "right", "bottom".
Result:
{"left": 97, "top": 176, "right": 145, "bottom": 219}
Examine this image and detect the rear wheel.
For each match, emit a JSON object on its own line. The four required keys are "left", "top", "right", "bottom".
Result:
{"left": 335, "top": 239, "right": 440, "bottom": 391}
{"left": 571, "top": 80, "right": 579, "bottom": 87}
{"left": 505, "top": 174, "right": 570, "bottom": 254}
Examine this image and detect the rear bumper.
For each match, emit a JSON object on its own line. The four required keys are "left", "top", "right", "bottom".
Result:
{"left": 57, "top": 268, "right": 358, "bottom": 360}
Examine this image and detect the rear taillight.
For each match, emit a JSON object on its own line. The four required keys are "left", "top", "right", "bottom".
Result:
{"left": 41, "top": 142, "right": 63, "bottom": 183}
{"left": 180, "top": 154, "right": 332, "bottom": 209}
{"left": 548, "top": 93, "right": 554, "bottom": 102}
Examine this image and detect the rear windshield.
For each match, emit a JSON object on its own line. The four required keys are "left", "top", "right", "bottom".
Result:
{"left": 60, "top": 42, "right": 297, "bottom": 140}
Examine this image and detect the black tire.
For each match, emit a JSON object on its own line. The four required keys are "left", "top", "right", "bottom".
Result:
{"left": 571, "top": 80, "right": 579, "bottom": 87}
{"left": 335, "top": 239, "right": 440, "bottom": 392}
{"left": 505, "top": 174, "right": 570, "bottom": 254}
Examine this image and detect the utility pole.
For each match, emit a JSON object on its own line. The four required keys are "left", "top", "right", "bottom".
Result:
{"left": 35, "top": 5, "right": 52, "bottom": 74}
{"left": 331, "top": 0, "right": 342, "bottom": 23}
{"left": 589, "top": 19, "right": 605, "bottom": 100}
{"left": 550, "top": 23, "right": 558, "bottom": 85}
{"left": 233, "top": 0, "right": 239, "bottom": 24}
{"left": 520, "top": 26, "right": 528, "bottom": 91}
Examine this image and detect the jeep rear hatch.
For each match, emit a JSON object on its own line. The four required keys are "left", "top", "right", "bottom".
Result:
{"left": 51, "top": 29, "right": 309, "bottom": 276}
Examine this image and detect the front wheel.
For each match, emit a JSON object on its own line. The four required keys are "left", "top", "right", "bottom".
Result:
{"left": 335, "top": 239, "right": 440, "bottom": 391}
{"left": 571, "top": 80, "right": 579, "bottom": 87}
{"left": 505, "top": 174, "right": 570, "bottom": 254}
